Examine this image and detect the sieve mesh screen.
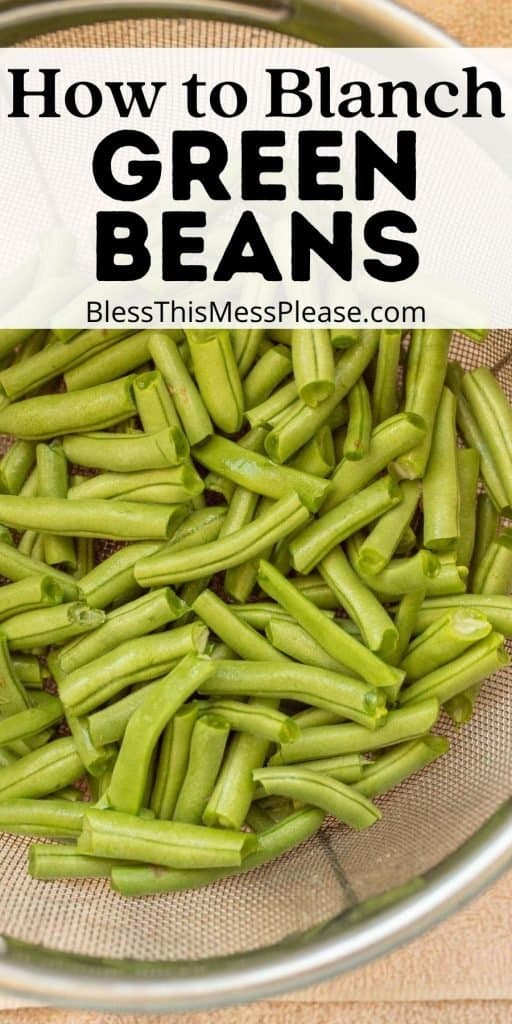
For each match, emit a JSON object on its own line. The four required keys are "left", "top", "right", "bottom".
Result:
{"left": 18, "top": 18, "right": 311, "bottom": 48}
{"left": 0, "top": 10, "right": 510, "bottom": 972}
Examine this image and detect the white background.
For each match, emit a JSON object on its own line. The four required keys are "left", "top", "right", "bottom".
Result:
{"left": 0, "top": 48, "right": 511, "bottom": 328}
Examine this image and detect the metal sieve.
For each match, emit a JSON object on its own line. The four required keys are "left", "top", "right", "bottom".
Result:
{"left": 0, "top": 2, "right": 510, "bottom": 1014}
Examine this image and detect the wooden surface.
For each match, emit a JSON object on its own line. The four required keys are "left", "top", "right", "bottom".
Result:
{"left": 0, "top": 869, "right": 510, "bottom": 1020}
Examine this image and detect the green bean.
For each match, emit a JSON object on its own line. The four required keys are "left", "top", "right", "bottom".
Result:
{"left": 246, "top": 380, "right": 298, "bottom": 429}
{"left": 400, "top": 632, "right": 508, "bottom": 706}
{"left": 444, "top": 683, "right": 482, "bottom": 725}
{"left": 0, "top": 798, "right": 85, "bottom": 838}
{"left": 328, "top": 404, "right": 349, "bottom": 431}
{"left": 389, "top": 524, "right": 415, "bottom": 555}
{"left": 0, "top": 737, "right": 83, "bottom": 801}
{"left": 289, "top": 428, "right": 335, "bottom": 480}
{"left": 59, "top": 623, "right": 209, "bottom": 717}
{"left": 82, "top": 509, "right": 223, "bottom": 612}
{"left": 88, "top": 681, "right": 161, "bottom": 747}
{"left": 78, "top": 806, "right": 256, "bottom": 869}
{"left": 456, "top": 449, "right": 480, "bottom": 569}
{"left": 293, "top": 709, "right": 342, "bottom": 729}
{"left": 232, "top": 603, "right": 299, "bottom": 631}
{"left": 148, "top": 333, "right": 213, "bottom": 445}
{"left": 290, "top": 576, "right": 339, "bottom": 610}
{"left": 0, "top": 330, "right": 134, "bottom": 401}
{"left": 472, "top": 531, "right": 512, "bottom": 595}
{"left": 29, "top": 843, "right": 115, "bottom": 879}
{"left": 291, "top": 329, "right": 335, "bottom": 407}
{"left": 13, "top": 332, "right": 47, "bottom": 362}
{"left": 203, "top": 718, "right": 273, "bottom": 830}
{"left": 243, "top": 345, "right": 292, "bottom": 409}
{"left": 393, "top": 329, "right": 451, "bottom": 479}
{"left": 204, "top": 700, "right": 299, "bottom": 745}
{"left": 422, "top": 555, "right": 467, "bottom": 597}
{"left": 283, "top": 753, "right": 366, "bottom": 784}
{"left": 200, "top": 660, "right": 386, "bottom": 728}
{"left": 471, "top": 493, "right": 499, "bottom": 588}
{"left": 111, "top": 807, "right": 323, "bottom": 895}
{"left": 0, "top": 495, "right": 187, "bottom": 542}
{"left": 67, "top": 714, "right": 116, "bottom": 778}
{"left": 150, "top": 702, "right": 199, "bottom": 819}
{"left": 171, "top": 506, "right": 228, "bottom": 547}
{"left": 0, "top": 376, "right": 137, "bottom": 440}
{"left": 0, "top": 746, "right": 19, "bottom": 768}
{"left": 64, "top": 332, "right": 150, "bottom": 391}
{"left": 265, "top": 618, "right": 356, "bottom": 676}
{"left": 68, "top": 465, "right": 202, "bottom": 505}
{"left": 0, "top": 695, "right": 62, "bottom": 745}
{"left": 186, "top": 330, "right": 244, "bottom": 434}
{"left": 17, "top": 531, "right": 38, "bottom": 558}
{"left": 0, "top": 636, "right": 30, "bottom": 716}
{"left": 344, "top": 378, "right": 372, "bottom": 460}
{"left": 0, "top": 440, "right": 35, "bottom": 495}
{"left": 204, "top": 426, "right": 268, "bottom": 501}
{"left": 389, "top": 590, "right": 426, "bottom": 669}
{"left": 402, "top": 610, "right": 492, "bottom": 680}
{"left": 254, "top": 766, "right": 380, "bottom": 829}
{"left": 134, "top": 492, "right": 310, "bottom": 586}
{"left": 219, "top": 476, "right": 260, "bottom": 537}
{"left": 260, "top": 797, "right": 323, "bottom": 823}
{"left": 323, "top": 413, "right": 425, "bottom": 512}
{"left": 133, "top": 369, "right": 181, "bottom": 432}
{"left": 265, "top": 332, "right": 379, "bottom": 462}
{"left": 194, "top": 435, "right": 328, "bottom": 513}
{"left": 19, "top": 467, "right": 39, "bottom": 498}
{"left": 319, "top": 548, "right": 398, "bottom": 658}
{"left": 79, "top": 541, "right": 159, "bottom": 609}
{"left": 394, "top": 526, "right": 417, "bottom": 555}
{"left": 62, "top": 426, "right": 188, "bottom": 473}
{"left": 350, "top": 545, "right": 440, "bottom": 599}
{"left": 1, "top": 602, "right": 105, "bottom": 651}
{"left": 171, "top": 713, "right": 230, "bottom": 825}
{"left": 232, "top": 328, "right": 266, "bottom": 379}
{"left": 456, "top": 391, "right": 508, "bottom": 512}
{"left": 12, "top": 654, "right": 44, "bottom": 688}
{"left": 107, "top": 654, "right": 215, "bottom": 816}
{"left": 245, "top": 803, "right": 276, "bottom": 831}
{"left": 54, "top": 587, "right": 185, "bottom": 680}
{"left": 193, "top": 588, "right": 288, "bottom": 663}
{"left": 208, "top": 642, "right": 237, "bottom": 661}
{"left": 272, "top": 698, "right": 440, "bottom": 764}
{"left": 0, "top": 575, "right": 65, "bottom": 622}
{"left": 258, "top": 560, "right": 403, "bottom": 689}
{"left": 355, "top": 735, "right": 449, "bottom": 798}
{"left": 221, "top": 494, "right": 274, "bottom": 603}
{"left": 445, "top": 359, "right": 465, "bottom": 399}
{"left": 462, "top": 367, "right": 512, "bottom": 512}
{"left": 422, "top": 388, "right": 460, "bottom": 552}
{"left": 415, "top": 595, "right": 512, "bottom": 637}
{"left": 372, "top": 329, "right": 402, "bottom": 424}
{"left": 358, "top": 482, "right": 421, "bottom": 575}
{"left": 290, "top": 475, "right": 401, "bottom": 575}
{"left": 36, "top": 443, "right": 76, "bottom": 569}
{"left": 222, "top": 488, "right": 263, "bottom": 602}
{"left": 74, "top": 537, "right": 95, "bottom": 580}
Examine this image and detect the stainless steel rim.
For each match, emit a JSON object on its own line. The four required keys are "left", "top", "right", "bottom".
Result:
{"left": 0, "top": 801, "right": 510, "bottom": 1011}
{"left": 1, "top": 0, "right": 509, "bottom": 1014}
{"left": 0, "top": 0, "right": 454, "bottom": 47}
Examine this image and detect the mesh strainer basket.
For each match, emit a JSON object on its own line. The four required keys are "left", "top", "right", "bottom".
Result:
{"left": 0, "top": 1, "right": 510, "bottom": 1014}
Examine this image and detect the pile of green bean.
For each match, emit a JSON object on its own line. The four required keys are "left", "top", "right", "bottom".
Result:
{"left": 0, "top": 325, "right": 509, "bottom": 898}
